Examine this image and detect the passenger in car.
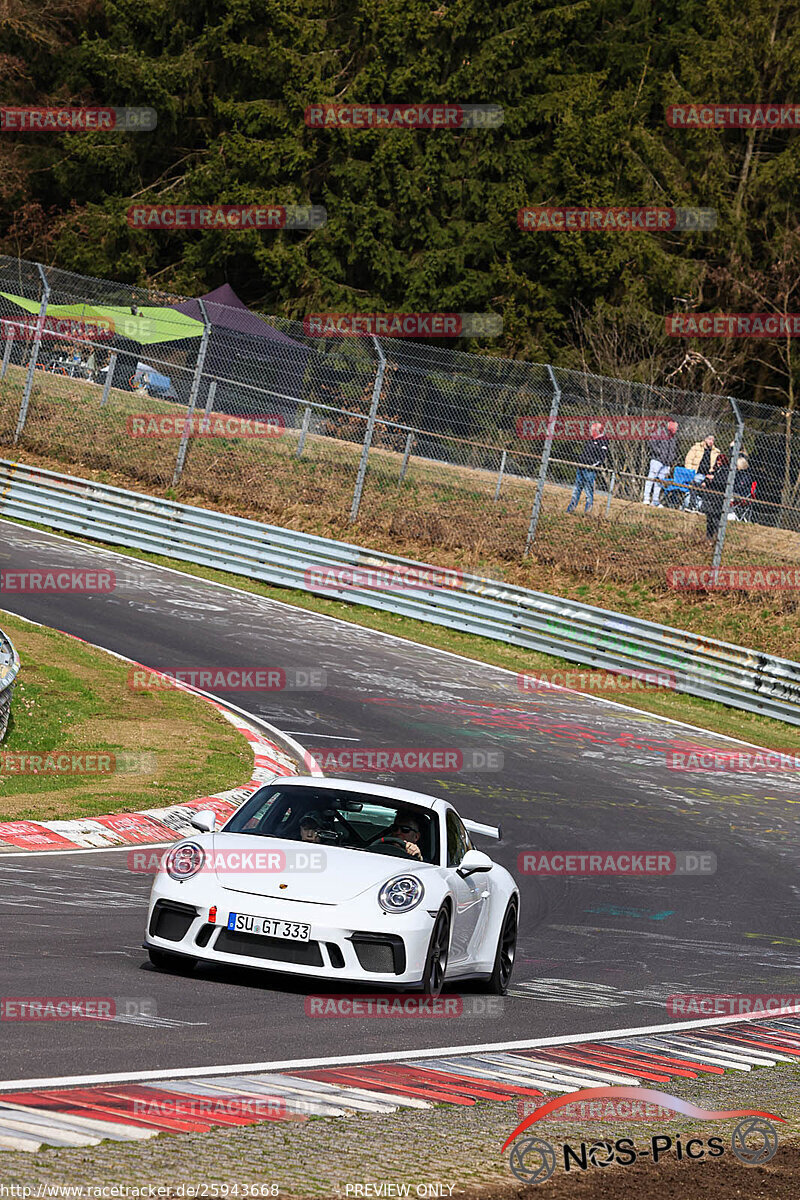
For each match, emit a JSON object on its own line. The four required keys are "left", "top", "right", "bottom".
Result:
{"left": 299, "top": 814, "right": 323, "bottom": 843}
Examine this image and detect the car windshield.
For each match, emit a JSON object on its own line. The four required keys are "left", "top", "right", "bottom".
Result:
{"left": 223, "top": 785, "right": 439, "bottom": 864}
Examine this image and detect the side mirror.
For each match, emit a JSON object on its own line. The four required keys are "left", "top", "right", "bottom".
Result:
{"left": 189, "top": 810, "right": 216, "bottom": 833}
{"left": 457, "top": 849, "right": 493, "bottom": 877}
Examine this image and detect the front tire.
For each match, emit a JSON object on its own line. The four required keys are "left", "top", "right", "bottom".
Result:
{"left": 421, "top": 909, "right": 450, "bottom": 998}
{"left": 486, "top": 900, "right": 518, "bottom": 995}
{"left": 147, "top": 946, "right": 196, "bottom": 973}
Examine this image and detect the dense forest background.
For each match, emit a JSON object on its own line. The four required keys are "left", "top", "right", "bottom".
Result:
{"left": 2, "top": 0, "right": 799, "bottom": 410}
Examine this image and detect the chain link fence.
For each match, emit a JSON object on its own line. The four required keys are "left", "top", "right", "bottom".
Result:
{"left": 1, "top": 255, "right": 799, "bottom": 588}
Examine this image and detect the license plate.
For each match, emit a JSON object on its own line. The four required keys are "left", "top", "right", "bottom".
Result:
{"left": 227, "top": 912, "right": 311, "bottom": 942}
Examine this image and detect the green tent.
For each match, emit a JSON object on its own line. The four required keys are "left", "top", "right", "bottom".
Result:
{"left": 0, "top": 292, "right": 204, "bottom": 345}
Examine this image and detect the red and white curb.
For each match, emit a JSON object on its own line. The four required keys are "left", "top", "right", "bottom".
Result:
{"left": 2, "top": 1009, "right": 799, "bottom": 1150}
{"left": 0, "top": 657, "right": 305, "bottom": 854}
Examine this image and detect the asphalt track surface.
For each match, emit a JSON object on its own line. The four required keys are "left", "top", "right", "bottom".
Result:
{"left": 1, "top": 520, "right": 799, "bottom": 1084}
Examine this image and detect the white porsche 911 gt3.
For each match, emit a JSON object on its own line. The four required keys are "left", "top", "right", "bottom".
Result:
{"left": 144, "top": 776, "right": 519, "bottom": 996}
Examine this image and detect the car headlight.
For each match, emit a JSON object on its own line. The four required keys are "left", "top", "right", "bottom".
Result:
{"left": 166, "top": 842, "right": 205, "bottom": 880}
{"left": 379, "top": 875, "right": 424, "bottom": 913}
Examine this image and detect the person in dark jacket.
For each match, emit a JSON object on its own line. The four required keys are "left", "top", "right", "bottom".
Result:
{"left": 731, "top": 453, "right": 754, "bottom": 519}
{"left": 642, "top": 420, "right": 681, "bottom": 504}
{"left": 702, "top": 450, "right": 730, "bottom": 542}
{"left": 567, "top": 422, "right": 610, "bottom": 515}
{"left": 643, "top": 419, "right": 679, "bottom": 506}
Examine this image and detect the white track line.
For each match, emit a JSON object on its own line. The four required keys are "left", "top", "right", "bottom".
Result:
{"left": 0, "top": 518, "right": 795, "bottom": 1091}
{"left": 2, "top": 1006, "right": 798, "bottom": 1092}
{"left": 0, "top": 602, "right": 314, "bottom": 771}
{"left": 0, "top": 608, "right": 316, "bottom": 858}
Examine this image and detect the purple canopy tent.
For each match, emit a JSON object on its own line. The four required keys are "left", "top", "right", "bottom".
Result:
{"left": 171, "top": 284, "right": 301, "bottom": 349}
{"left": 170, "top": 284, "right": 309, "bottom": 419}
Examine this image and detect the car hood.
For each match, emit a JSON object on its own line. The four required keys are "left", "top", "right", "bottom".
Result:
{"left": 206, "top": 833, "right": 438, "bottom": 904}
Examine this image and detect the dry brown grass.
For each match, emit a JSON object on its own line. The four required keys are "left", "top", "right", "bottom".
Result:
{"left": 1, "top": 364, "right": 798, "bottom": 662}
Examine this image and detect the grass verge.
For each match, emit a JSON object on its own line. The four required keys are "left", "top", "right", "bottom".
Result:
{"left": 3, "top": 515, "right": 799, "bottom": 753}
{"left": 0, "top": 609, "right": 252, "bottom": 822}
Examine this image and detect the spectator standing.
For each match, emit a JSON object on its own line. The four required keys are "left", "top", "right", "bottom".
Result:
{"left": 685, "top": 433, "right": 719, "bottom": 485}
{"left": 566, "top": 421, "right": 609, "bottom": 515}
{"left": 643, "top": 419, "right": 679, "bottom": 506}
{"left": 731, "top": 452, "right": 754, "bottom": 519}
{"left": 684, "top": 432, "right": 719, "bottom": 510}
{"left": 702, "top": 449, "right": 730, "bottom": 543}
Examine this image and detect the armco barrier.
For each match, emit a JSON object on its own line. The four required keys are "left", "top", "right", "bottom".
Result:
{"left": 0, "top": 626, "right": 19, "bottom": 741}
{"left": 0, "top": 458, "right": 798, "bottom": 726}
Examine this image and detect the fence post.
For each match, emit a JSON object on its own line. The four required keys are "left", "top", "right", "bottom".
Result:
{"left": 711, "top": 397, "right": 745, "bottom": 572}
{"left": 399, "top": 432, "right": 414, "bottom": 481}
{"left": 14, "top": 264, "right": 50, "bottom": 444}
{"left": 524, "top": 364, "right": 561, "bottom": 554}
{"left": 100, "top": 351, "right": 117, "bottom": 408}
{"left": 296, "top": 405, "right": 311, "bottom": 457}
{"left": 605, "top": 470, "right": 616, "bottom": 516}
{"left": 172, "top": 299, "right": 211, "bottom": 487}
{"left": 494, "top": 449, "right": 507, "bottom": 501}
{"left": 0, "top": 332, "right": 13, "bottom": 382}
{"left": 350, "top": 335, "right": 387, "bottom": 522}
{"left": 200, "top": 380, "right": 217, "bottom": 433}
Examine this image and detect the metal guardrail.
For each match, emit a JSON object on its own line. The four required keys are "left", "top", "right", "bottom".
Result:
{"left": 0, "top": 625, "right": 20, "bottom": 742}
{"left": 0, "top": 458, "right": 798, "bottom": 727}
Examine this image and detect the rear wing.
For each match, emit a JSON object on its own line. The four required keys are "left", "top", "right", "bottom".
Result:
{"left": 463, "top": 818, "right": 502, "bottom": 841}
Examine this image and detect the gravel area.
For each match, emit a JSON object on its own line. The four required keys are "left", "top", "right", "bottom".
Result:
{"left": 0, "top": 1061, "right": 798, "bottom": 1198}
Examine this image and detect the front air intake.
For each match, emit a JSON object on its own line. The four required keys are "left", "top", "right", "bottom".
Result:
{"left": 149, "top": 900, "right": 198, "bottom": 942}
{"left": 349, "top": 933, "right": 406, "bottom": 974}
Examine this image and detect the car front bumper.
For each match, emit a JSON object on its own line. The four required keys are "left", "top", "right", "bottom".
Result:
{"left": 145, "top": 877, "right": 439, "bottom": 987}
